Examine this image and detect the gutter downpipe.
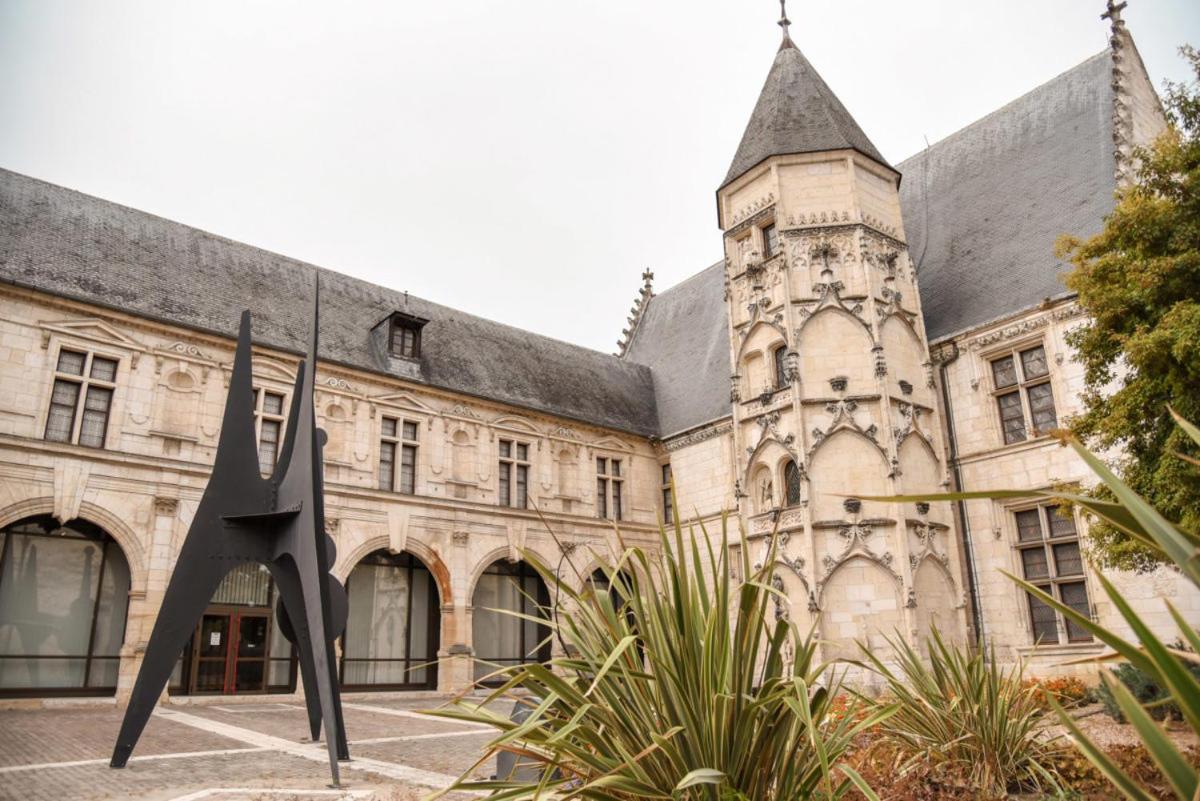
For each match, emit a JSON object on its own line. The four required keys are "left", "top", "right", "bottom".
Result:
{"left": 938, "top": 343, "right": 987, "bottom": 653}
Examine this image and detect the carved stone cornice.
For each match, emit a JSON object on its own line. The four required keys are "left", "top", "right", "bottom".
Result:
{"left": 663, "top": 421, "right": 733, "bottom": 453}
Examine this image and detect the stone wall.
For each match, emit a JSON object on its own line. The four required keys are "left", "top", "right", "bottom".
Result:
{"left": 0, "top": 284, "right": 662, "bottom": 697}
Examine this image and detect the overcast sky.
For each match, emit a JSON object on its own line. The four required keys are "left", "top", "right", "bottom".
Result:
{"left": 2, "top": 1, "right": 1198, "bottom": 355}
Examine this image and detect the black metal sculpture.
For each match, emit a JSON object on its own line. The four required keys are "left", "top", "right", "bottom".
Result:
{"left": 110, "top": 278, "right": 350, "bottom": 785}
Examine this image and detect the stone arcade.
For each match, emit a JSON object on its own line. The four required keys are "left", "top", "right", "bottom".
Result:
{"left": 1, "top": 5, "right": 1198, "bottom": 704}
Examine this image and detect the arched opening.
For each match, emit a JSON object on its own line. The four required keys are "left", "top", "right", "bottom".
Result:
{"left": 169, "top": 561, "right": 298, "bottom": 696}
{"left": 0, "top": 515, "right": 131, "bottom": 696}
{"left": 472, "top": 560, "right": 550, "bottom": 684}
{"left": 783, "top": 460, "right": 802, "bottom": 507}
{"left": 340, "top": 550, "right": 441, "bottom": 690}
{"left": 752, "top": 464, "right": 775, "bottom": 514}
{"left": 913, "top": 560, "right": 962, "bottom": 656}
{"left": 818, "top": 558, "right": 903, "bottom": 661}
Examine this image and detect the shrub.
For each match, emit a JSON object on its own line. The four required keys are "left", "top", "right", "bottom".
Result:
{"left": 856, "top": 628, "right": 1063, "bottom": 799}
{"left": 874, "top": 408, "right": 1200, "bottom": 800}
{"left": 1023, "top": 675, "right": 1094, "bottom": 712}
{"left": 425, "top": 514, "right": 892, "bottom": 800}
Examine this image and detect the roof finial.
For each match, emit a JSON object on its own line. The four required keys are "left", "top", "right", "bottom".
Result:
{"left": 1101, "top": 0, "right": 1127, "bottom": 29}
{"left": 777, "top": 0, "right": 793, "bottom": 47}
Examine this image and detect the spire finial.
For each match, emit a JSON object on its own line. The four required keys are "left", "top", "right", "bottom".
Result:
{"left": 778, "top": 0, "right": 792, "bottom": 45}
{"left": 1101, "top": 0, "right": 1127, "bottom": 29}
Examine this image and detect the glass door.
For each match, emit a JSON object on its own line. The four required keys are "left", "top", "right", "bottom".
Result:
{"left": 193, "top": 614, "right": 232, "bottom": 693}
{"left": 232, "top": 612, "right": 268, "bottom": 693}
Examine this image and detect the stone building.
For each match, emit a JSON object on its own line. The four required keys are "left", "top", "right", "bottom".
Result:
{"left": 0, "top": 5, "right": 1195, "bottom": 701}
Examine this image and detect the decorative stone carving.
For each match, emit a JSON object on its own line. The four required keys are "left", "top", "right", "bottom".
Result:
{"left": 154, "top": 496, "right": 178, "bottom": 516}
{"left": 664, "top": 421, "right": 733, "bottom": 453}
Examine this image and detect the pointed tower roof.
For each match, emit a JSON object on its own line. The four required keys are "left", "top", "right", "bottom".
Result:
{"left": 722, "top": 38, "right": 891, "bottom": 188}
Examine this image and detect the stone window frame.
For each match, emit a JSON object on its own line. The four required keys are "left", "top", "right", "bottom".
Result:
{"left": 660, "top": 463, "right": 673, "bottom": 525}
{"left": 1005, "top": 499, "right": 1095, "bottom": 647}
{"left": 771, "top": 343, "right": 789, "bottom": 390}
{"left": 982, "top": 337, "right": 1060, "bottom": 447}
{"left": 43, "top": 345, "right": 121, "bottom": 449}
{"left": 596, "top": 455, "right": 624, "bottom": 521}
{"left": 498, "top": 438, "right": 531, "bottom": 509}
{"left": 761, "top": 220, "right": 779, "bottom": 259}
{"left": 252, "top": 386, "right": 288, "bottom": 476}
{"left": 379, "top": 416, "right": 420, "bottom": 495}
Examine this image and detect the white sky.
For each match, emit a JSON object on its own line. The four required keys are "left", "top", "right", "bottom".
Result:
{"left": 2, "top": 1, "right": 1197, "bottom": 354}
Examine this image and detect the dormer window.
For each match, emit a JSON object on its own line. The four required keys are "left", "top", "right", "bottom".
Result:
{"left": 389, "top": 313, "right": 426, "bottom": 360}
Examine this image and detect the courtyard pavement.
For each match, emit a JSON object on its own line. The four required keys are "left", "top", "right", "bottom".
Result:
{"left": 0, "top": 695, "right": 498, "bottom": 801}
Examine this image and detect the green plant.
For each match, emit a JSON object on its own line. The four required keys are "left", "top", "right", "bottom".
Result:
{"left": 856, "top": 628, "right": 1063, "bottom": 798}
{"left": 869, "top": 408, "right": 1200, "bottom": 801}
{"left": 424, "top": 513, "right": 893, "bottom": 800}
{"left": 1054, "top": 45, "right": 1200, "bottom": 572}
{"left": 1095, "top": 656, "right": 1200, "bottom": 724}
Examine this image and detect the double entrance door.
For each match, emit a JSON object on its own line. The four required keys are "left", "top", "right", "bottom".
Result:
{"left": 189, "top": 606, "right": 270, "bottom": 694}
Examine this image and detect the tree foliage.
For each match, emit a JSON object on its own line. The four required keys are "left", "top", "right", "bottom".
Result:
{"left": 1056, "top": 45, "right": 1200, "bottom": 571}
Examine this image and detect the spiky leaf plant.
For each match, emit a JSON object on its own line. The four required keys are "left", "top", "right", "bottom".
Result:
{"left": 857, "top": 628, "right": 1063, "bottom": 798}
{"left": 865, "top": 408, "right": 1200, "bottom": 801}
{"left": 425, "top": 514, "right": 893, "bottom": 800}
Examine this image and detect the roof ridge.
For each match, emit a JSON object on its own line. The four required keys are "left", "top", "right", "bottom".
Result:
{"left": 897, "top": 49, "right": 1110, "bottom": 166}
{"left": 0, "top": 167, "right": 641, "bottom": 366}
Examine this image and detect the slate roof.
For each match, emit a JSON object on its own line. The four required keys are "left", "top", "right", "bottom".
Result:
{"left": 623, "top": 262, "right": 731, "bottom": 437}
{"left": 0, "top": 168, "right": 660, "bottom": 436}
{"left": 898, "top": 51, "right": 1116, "bottom": 342}
{"left": 722, "top": 39, "right": 890, "bottom": 188}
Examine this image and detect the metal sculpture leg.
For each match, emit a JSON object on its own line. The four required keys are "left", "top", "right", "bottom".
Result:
{"left": 110, "top": 564, "right": 227, "bottom": 768}
{"left": 109, "top": 278, "right": 349, "bottom": 784}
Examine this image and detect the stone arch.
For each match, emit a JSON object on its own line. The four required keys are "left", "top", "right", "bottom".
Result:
{"left": 912, "top": 558, "right": 963, "bottom": 654}
{"left": 818, "top": 556, "right": 904, "bottom": 661}
{"left": 466, "top": 543, "right": 557, "bottom": 605}
{"left": 898, "top": 432, "right": 940, "bottom": 495}
{"left": 879, "top": 315, "right": 931, "bottom": 404}
{"left": 334, "top": 533, "right": 452, "bottom": 608}
{"left": 770, "top": 560, "right": 815, "bottom": 634}
{"left": 797, "top": 308, "right": 876, "bottom": 393}
{"left": 470, "top": 556, "right": 552, "bottom": 683}
{"left": 736, "top": 319, "right": 788, "bottom": 362}
{"left": 340, "top": 546, "right": 444, "bottom": 689}
{"left": 0, "top": 512, "right": 136, "bottom": 695}
{"left": 808, "top": 430, "right": 890, "bottom": 522}
{"left": 492, "top": 416, "right": 541, "bottom": 436}
{"left": 0, "top": 497, "right": 149, "bottom": 594}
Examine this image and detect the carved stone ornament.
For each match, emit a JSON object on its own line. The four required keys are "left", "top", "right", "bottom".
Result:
{"left": 153, "top": 497, "right": 178, "bottom": 516}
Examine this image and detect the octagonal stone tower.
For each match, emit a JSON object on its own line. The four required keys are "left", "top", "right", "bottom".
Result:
{"left": 719, "top": 26, "right": 967, "bottom": 660}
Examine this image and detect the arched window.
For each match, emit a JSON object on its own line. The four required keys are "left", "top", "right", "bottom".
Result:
{"left": 472, "top": 560, "right": 550, "bottom": 684}
{"left": 0, "top": 516, "right": 131, "bottom": 696}
{"left": 773, "top": 346, "right": 789, "bottom": 389}
{"left": 341, "top": 550, "right": 440, "bottom": 690}
{"left": 784, "top": 460, "right": 802, "bottom": 507}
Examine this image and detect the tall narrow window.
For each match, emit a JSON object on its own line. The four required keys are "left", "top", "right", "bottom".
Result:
{"left": 762, "top": 222, "right": 778, "bottom": 258}
{"left": 661, "top": 464, "right": 674, "bottom": 525}
{"left": 1014, "top": 504, "right": 1091, "bottom": 644}
{"left": 990, "top": 344, "right": 1057, "bottom": 445}
{"left": 44, "top": 349, "right": 118, "bottom": 448}
{"left": 379, "top": 418, "right": 419, "bottom": 494}
{"left": 783, "top": 460, "right": 802, "bottom": 507}
{"left": 498, "top": 439, "right": 529, "bottom": 508}
{"left": 596, "top": 458, "right": 624, "bottom": 521}
{"left": 773, "top": 346, "right": 789, "bottom": 389}
{"left": 254, "top": 388, "right": 286, "bottom": 476}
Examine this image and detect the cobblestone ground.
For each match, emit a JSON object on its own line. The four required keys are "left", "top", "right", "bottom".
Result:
{"left": 0, "top": 697, "right": 496, "bottom": 801}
